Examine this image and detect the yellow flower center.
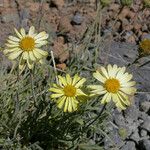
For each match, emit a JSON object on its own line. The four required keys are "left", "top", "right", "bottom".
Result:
{"left": 63, "top": 85, "right": 76, "bottom": 97}
{"left": 20, "top": 37, "right": 35, "bottom": 51}
{"left": 104, "top": 78, "right": 120, "bottom": 93}
{"left": 140, "top": 39, "right": 150, "bottom": 55}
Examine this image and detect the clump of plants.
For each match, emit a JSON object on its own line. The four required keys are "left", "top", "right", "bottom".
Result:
{"left": 1, "top": 2, "right": 149, "bottom": 150}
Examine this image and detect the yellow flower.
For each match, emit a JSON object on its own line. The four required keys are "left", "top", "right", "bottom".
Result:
{"left": 139, "top": 39, "right": 150, "bottom": 56}
{"left": 88, "top": 64, "right": 136, "bottom": 110}
{"left": 3, "top": 26, "right": 49, "bottom": 70}
{"left": 49, "top": 74, "right": 86, "bottom": 112}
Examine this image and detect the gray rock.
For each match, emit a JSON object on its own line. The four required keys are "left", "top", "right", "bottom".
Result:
{"left": 71, "top": 12, "right": 84, "bottom": 25}
{"left": 130, "top": 128, "right": 140, "bottom": 143}
{"left": 142, "top": 139, "right": 150, "bottom": 150}
{"left": 141, "top": 33, "right": 150, "bottom": 40}
{"left": 140, "top": 101, "right": 150, "bottom": 113}
{"left": 100, "top": 41, "right": 138, "bottom": 66}
{"left": 140, "top": 129, "right": 147, "bottom": 137}
{"left": 121, "top": 141, "right": 136, "bottom": 150}
{"left": 141, "top": 117, "right": 150, "bottom": 132}
{"left": 139, "top": 111, "right": 149, "bottom": 120}
{"left": 113, "top": 111, "right": 125, "bottom": 127}
{"left": 125, "top": 105, "right": 139, "bottom": 122}
{"left": 142, "top": 24, "right": 148, "bottom": 32}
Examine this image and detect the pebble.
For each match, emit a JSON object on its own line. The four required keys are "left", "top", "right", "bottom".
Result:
{"left": 141, "top": 33, "right": 150, "bottom": 40}
{"left": 71, "top": 12, "right": 84, "bottom": 25}
{"left": 141, "top": 117, "right": 150, "bottom": 132}
{"left": 140, "top": 101, "right": 150, "bottom": 113}
{"left": 140, "top": 129, "right": 147, "bottom": 137}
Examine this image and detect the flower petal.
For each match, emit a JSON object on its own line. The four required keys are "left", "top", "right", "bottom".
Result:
{"left": 120, "top": 87, "right": 136, "bottom": 95}
{"left": 22, "top": 51, "right": 29, "bottom": 60}
{"left": 66, "top": 74, "right": 72, "bottom": 84}
{"left": 20, "top": 28, "right": 26, "bottom": 36}
{"left": 14, "top": 28, "right": 23, "bottom": 39}
{"left": 29, "top": 51, "right": 36, "bottom": 61}
{"left": 72, "top": 74, "right": 81, "bottom": 85}
{"left": 34, "top": 31, "right": 47, "bottom": 39}
{"left": 76, "top": 89, "right": 86, "bottom": 96}
{"left": 101, "top": 93, "right": 110, "bottom": 104}
{"left": 34, "top": 48, "right": 48, "bottom": 56}
{"left": 49, "top": 87, "right": 63, "bottom": 94}
{"left": 51, "top": 93, "right": 63, "bottom": 98}
{"left": 27, "top": 58, "right": 34, "bottom": 69}
{"left": 101, "top": 66, "right": 109, "bottom": 78}
{"left": 8, "top": 36, "right": 20, "bottom": 42}
{"left": 75, "top": 78, "right": 86, "bottom": 88}
{"left": 57, "top": 96, "right": 66, "bottom": 109}
{"left": 58, "top": 75, "right": 67, "bottom": 86}
{"left": 33, "top": 49, "right": 43, "bottom": 59}
{"left": 28, "top": 26, "right": 35, "bottom": 36}
{"left": 93, "top": 71, "right": 107, "bottom": 83}
{"left": 64, "top": 98, "right": 69, "bottom": 112}
{"left": 8, "top": 50, "right": 22, "bottom": 60}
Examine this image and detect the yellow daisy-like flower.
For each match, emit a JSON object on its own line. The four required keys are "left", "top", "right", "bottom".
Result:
{"left": 88, "top": 65, "right": 136, "bottom": 110}
{"left": 3, "top": 26, "right": 49, "bottom": 70}
{"left": 49, "top": 74, "right": 87, "bottom": 112}
{"left": 139, "top": 39, "right": 150, "bottom": 56}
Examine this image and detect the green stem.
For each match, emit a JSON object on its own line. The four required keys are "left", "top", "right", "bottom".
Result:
{"left": 127, "top": 56, "right": 141, "bottom": 67}
{"left": 30, "top": 69, "right": 37, "bottom": 108}
{"left": 85, "top": 103, "right": 107, "bottom": 129}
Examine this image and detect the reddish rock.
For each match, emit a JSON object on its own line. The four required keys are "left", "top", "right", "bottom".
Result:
{"left": 109, "top": 3, "right": 120, "bottom": 12}
{"left": 56, "top": 63, "right": 67, "bottom": 70}
{"left": 52, "top": 36, "right": 69, "bottom": 62}
{"left": 58, "top": 16, "right": 72, "bottom": 33}
{"left": 133, "top": 23, "right": 142, "bottom": 31}
{"left": 51, "top": 0, "right": 65, "bottom": 9}
{"left": 118, "top": 7, "right": 130, "bottom": 20}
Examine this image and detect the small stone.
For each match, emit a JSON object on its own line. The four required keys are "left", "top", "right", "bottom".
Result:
{"left": 141, "top": 117, "right": 150, "bottom": 132}
{"left": 51, "top": 0, "right": 65, "bottom": 9}
{"left": 109, "top": 3, "right": 120, "bottom": 11}
{"left": 56, "top": 63, "right": 66, "bottom": 70}
{"left": 71, "top": 12, "right": 84, "bottom": 25}
{"left": 142, "top": 24, "right": 148, "bottom": 32}
{"left": 133, "top": 23, "right": 142, "bottom": 31}
{"left": 141, "top": 33, "right": 150, "bottom": 40}
{"left": 130, "top": 129, "right": 140, "bottom": 143}
{"left": 127, "top": 35, "right": 136, "bottom": 43}
{"left": 127, "top": 11, "right": 136, "bottom": 19}
{"left": 121, "top": 141, "right": 136, "bottom": 150}
{"left": 113, "top": 111, "right": 125, "bottom": 127}
{"left": 140, "top": 101, "right": 150, "bottom": 113}
{"left": 140, "top": 129, "right": 147, "bottom": 137}
{"left": 125, "top": 105, "right": 139, "bottom": 122}
{"left": 27, "top": 2, "right": 40, "bottom": 12}
{"left": 122, "top": 18, "right": 133, "bottom": 31}
{"left": 118, "top": 7, "right": 130, "bottom": 20}
{"left": 52, "top": 36, "right": 69, "bottom": 62}
{"left": 58, "top": 16, "right": 72, "bottom": 32}
{"left": 113, "top": 21, "right": 121, "bottom": 32}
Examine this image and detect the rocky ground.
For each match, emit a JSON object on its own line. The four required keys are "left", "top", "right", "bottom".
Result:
{"left": 0, "top": 0, "right": 150, "bottom": 150}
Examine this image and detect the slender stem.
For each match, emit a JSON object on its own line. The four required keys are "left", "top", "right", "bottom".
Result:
{"left": 13, "top": 66, "right": 20, "bottom": 138}
{"left": 139, "top": 60, "right": 150, "bottom": 68}
{"left": 30, "top": 69, "right": 37, "bottom": 107}
{"left": 127, "top": 56, "right": 141, "bottom": 68}
{"left": 85, "top": 103, "right": 107, "bottom": 129}
{"left": 51, "top": 50, "right": 58, "bottom": 84}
